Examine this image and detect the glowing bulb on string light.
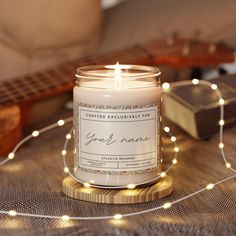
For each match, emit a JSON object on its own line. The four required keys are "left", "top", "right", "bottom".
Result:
{"left": 127, "top": 184, "right": 136, "bottom": 189}
{"left": 66, "top": 134, "right": 72, "bottom": 140}
{"left": 171, "top": 136, "right": 176, "bottom": 142}
{"left": 226, "top": 163, "right": 231, "bottom": 168}
{"left": 219, "top": 120, "right": 224, "bottom": 126}
{"left": 160, "top": 172, "right": 166, "bottom": 178}
{"left": 172, "top": 159, "right": 178, "bottom": 165}
{"left": 162, "top": 82, "right": 170, "bottom": 90}
{"left": 163, "top": 202, "right": 172, "bottom": 209}
{"left": 61, "top": 150, "right": 67, "bottom": 156}
{"left": 219, "top": 143, "right": 224, "bottom": 149}
{"left": 211, "top": 84, "right": 218, "bottom": 90}
{"left": 219, "top": 99, "right": 225, "bottom": 105}
{"left": 113, "top": 214, "right": 122, "bottom": 220}
{"left": 61, "top": 215, "right": 70, "bottom": 221}
{"left": 206, "top": 183, "right": 214, "bottom": 190}
{"left": 164, "top": 126, "right": 170, "bottom": 133}
{"left": 83, "top": 182, "right": 91, "bottom": 188}
{"left": 58, "top": 120, "right": 65, "bottom": 126}
{"left": 32, "top": 130, "right": 39, "bottom": 137}
{"left": 192, "top": 79, "right": 199, "bottom": 85}
{"left": 174, "top": 147, "right": 179, "bottom": 152}
{"left": 64, "top": 167, "right": 69, "bottom": 173}
{"left": 8, "top": 210, "right": 17, "bottom": 216}
{"left": 8, "top": 152, "right": 15, "bottom": 160}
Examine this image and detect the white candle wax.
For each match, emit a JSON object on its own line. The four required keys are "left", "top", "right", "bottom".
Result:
{"left": 73, "top": 71, "right": 162, "bottom": 187}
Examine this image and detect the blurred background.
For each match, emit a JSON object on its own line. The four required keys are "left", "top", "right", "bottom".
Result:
{"left": 1, "top": 0, "right": 236, "bottom": 81}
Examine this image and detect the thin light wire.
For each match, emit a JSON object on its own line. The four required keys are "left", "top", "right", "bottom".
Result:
{"left": 0, "top": 117, "right": 73, "bottom": 165}
{"left": 62, "top": 127, "right": 178, "bottom": 189}
{"left": 170, "top": 80, "right": 235, "bottom": 173}
{"left": 0, "top": 173, "right": 235, "bottom": 220}
{"left": 0, "top": 80, "right": 235, "bottom": 221}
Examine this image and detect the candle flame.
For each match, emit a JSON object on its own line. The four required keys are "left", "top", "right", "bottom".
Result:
{"left": 105, "top": 62, "right": 129, "bottom": 89}
{"left": 114, "top": 62, "right": 121, "bottom": 81}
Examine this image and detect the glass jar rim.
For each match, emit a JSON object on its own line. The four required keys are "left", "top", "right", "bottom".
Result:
{"left": 76, "top": 64, "right": 161, "bottom": 81}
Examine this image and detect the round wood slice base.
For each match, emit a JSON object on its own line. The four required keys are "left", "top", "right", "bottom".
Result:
{"left": 62, "top": 176, "right": 173, "bottom": 204}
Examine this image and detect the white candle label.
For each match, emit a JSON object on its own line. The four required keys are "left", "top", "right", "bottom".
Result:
{"left": 76, "top": 104, "right": 160, "bottom": 174}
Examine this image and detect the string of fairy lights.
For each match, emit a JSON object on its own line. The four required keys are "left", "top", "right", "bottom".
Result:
{"left": 0, "top": 79, "right": 235, "bottom": 222}
{"left": 61, "top": 123, "right": 178, "bottom": 190}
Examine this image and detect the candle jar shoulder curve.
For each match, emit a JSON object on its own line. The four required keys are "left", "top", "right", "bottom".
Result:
{"left": 73, "top": 64, "right": 162, "bottom": 187}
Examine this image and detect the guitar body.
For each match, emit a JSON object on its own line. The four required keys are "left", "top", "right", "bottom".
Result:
{"left": 0, "top": 105, "right": 22, "bottom": 156}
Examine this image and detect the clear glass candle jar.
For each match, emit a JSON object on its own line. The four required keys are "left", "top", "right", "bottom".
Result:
{"left": 73, "top": 64, "right": 162, "bottom": 187}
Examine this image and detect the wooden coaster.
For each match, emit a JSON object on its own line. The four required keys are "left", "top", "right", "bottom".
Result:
{"left": 62, "top": 176, "right": 173, "bottom": 204}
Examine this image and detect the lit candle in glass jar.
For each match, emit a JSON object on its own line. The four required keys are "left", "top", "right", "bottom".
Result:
{"left": 73, "top": 63, "right": 162, "bottom": 187}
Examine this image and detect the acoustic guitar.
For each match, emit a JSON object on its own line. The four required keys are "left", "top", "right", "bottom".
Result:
{"left": 0, "top": 38, "right": 234, "bottom": 155}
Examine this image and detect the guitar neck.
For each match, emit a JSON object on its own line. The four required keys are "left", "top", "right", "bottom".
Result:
{"left": 0, "top": 45, "right": 151, "bottom": 107}
{"left": 0, "top": 38, "right": 234, "bottom": 108}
